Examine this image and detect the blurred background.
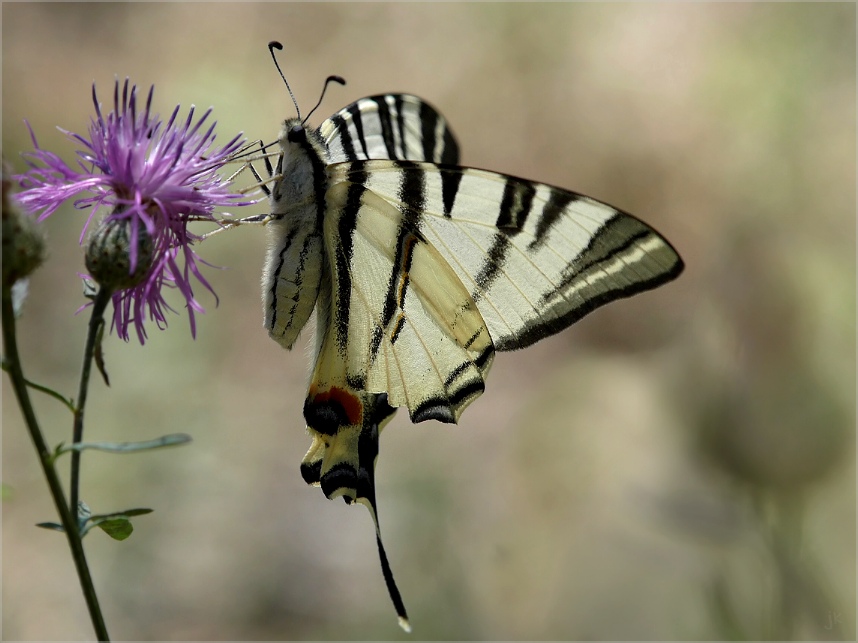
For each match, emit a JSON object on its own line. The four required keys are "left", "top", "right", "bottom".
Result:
{"left": 2, "top": 3, "right": 854, "bottom": 640}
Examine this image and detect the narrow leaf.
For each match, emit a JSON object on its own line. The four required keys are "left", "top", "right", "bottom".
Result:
{"left": 0, "top": 359, "right": 75, "bottom": 412}
{"left": 36, "top": 522, "right": 65, "bottom": 533}
{"left": 94, "top": 319, "right": 110, "bottom": 387}
{"left": 48, "top": 441, "right": 65, "bottom": 465}
{"left": 89, "top": 508, "right": 153, "bottom": 521}
{"left": 55, "top": 433, "right": 192, "bottom": 456}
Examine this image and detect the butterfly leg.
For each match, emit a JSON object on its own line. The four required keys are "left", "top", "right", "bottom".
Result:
{"left": 300, "top": 390, "right": 411, "bottom": 632}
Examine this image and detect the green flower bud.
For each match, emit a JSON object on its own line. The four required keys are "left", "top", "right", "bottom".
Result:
{"left": 2, "top": 161, "right": 47, "bottom": 286}
{"left": 84, "top": 214, "right": 154, "bottom": 292}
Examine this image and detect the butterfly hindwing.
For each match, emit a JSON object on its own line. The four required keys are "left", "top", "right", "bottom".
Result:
{"left": 263, "top": 220, "right": 323, "bottom": 349}
{"left": 321, "top": 175, "right": 494, "bottom": 423}
{"left": 263, "top": 122, "right": 330, "bottom": 349}
{"left": 321, "top": 93, "right": 459, "bottom": 165}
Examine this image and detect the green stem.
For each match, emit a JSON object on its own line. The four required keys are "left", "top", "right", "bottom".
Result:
{"left": 69, "top": 289, "right": 111, "bottom": 518}
{"left": 1, "top": 286, "right": 110, "bottom": 641}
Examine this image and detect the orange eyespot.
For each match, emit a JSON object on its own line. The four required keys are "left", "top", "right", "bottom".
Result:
{"left": 307, "top": 385, "right": 364, "bottom": 427}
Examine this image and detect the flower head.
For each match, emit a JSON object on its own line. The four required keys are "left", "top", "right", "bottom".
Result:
{"left": 16, "top": 78, "right": 254, "bottom": 343}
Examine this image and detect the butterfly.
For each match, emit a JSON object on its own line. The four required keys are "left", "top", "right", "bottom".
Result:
{"left": 251, "top": 41, "right": 683, "bottom": 631}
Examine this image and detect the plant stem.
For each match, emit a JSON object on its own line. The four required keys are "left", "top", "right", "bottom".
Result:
{"left": 69, "top": 288, "right": 111, "bottom": 518}
{"left": 1, "top": 286, "right": 110, "bottom": 641}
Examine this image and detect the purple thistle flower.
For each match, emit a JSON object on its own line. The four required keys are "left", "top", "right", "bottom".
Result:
{"left": 16, "top": 78, "right": 255, "bottom": 343}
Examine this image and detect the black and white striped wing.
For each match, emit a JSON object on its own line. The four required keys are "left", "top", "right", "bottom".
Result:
{"left": 320, "top": 94, "right": 459, "bottom": 165}
{"left": 305, "top": 95, "right": 478, "bottom": 426}
{"left": 298, "top": 95, "right": 464, "bottom": 631}
{"left": 321, "top": 160, "right": 684, "bottom": 422}
{"left": 315, "top": 174, "right": 495, "bottom": 424}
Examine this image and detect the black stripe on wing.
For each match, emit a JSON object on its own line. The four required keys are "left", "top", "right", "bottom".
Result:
{"left": 496, "top": 177, "right": 537, "bottom": 232}
{"left": 440, "top": 167, "right": 464, "bottom": 218}
{"left": 368, "top": 162, "right": 427, "bottom": 361}
{"left": 469, "top": 177, "right": 539, "bottom": 301}
{"left": 419, "top": 100, "right": 441, "bottom": 165}
{"left": 392, "top": 95, "right": 408, "bottom": 159}
{"left": 527, "top": 188, "right": 578, "bottom": 252}
{"left": 334, "top": 172, "right": 367, "bottom": 354}
{"left": 409, "top": 335, "right": 494, "bottom": 423}
{"left": 267, "top": 226, "right": 301, "bottom": 332}
{"left": 268, "top": 227, "right": 321, "bottom": 341}
{"left": 499, "top": 213, "right": 684, "bottom": 350}
{"left": 373, "top": 96, "right": 399, "bottom": 160}
{"left": 328, "top": 112, "right": 357, "bottom": 161}
{"left": 322, "top": 94, "right": 459, "bottom": 164}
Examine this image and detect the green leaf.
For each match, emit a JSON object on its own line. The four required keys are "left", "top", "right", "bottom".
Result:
{"left": 81, "top": 508, "right": 153, "bottom": 538}
{"left": 89, "top": 508, "right": 153, "bottom": 521}
{"left": 96, "top": 518, "right": 133, "bottom": 541}
{"left": 36, "top": 522, "right": 65, "bottom": 533}
{"left": 48, "top": 441, "right": 65, "bottom": 465}
{"left": 0, "top": 358, "right": 75, "bottom": 412}
{"left": 55, "top": 433, "right": 192, "bottom": 456}
{"left": 93, "top": 318, "right": 110, "bottom": 387}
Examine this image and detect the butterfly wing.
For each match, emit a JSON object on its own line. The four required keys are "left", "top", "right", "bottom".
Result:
{"left": 303, "top": 97, "right": 463, "bottom": 473}
{"left": 315, "top": 160, "right": 682, "bottom": 423}
{"left": 321, "top": 93, "right": 459, "bottom": 164}
{"left": 310, "top": 176, "right": 495, "bottom": 425}
{"left": 298, "top": 96, "right": 461, "bottom": 632}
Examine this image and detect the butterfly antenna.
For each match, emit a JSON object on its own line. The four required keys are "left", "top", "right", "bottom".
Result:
{"left": 303, "top": 75, "right": 347, "bottom": 126}
{"left": 268, "top": 40, "right": 301, "bottom": 120}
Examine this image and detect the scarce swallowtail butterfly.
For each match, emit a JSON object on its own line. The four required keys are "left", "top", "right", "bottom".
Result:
{"left": 253, "top": 41, "right": 683, "bottom": 631}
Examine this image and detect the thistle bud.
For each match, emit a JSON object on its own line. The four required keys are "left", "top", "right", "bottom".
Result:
{"left": 2, "top": 160, "right": 46, "bottom": 285}
{"left": 85, "top": 215, "right": 154, "bottom": 292}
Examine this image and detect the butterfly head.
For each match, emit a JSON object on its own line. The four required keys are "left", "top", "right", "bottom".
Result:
{"left": 269, "top": 117, "right": 327, "bottom": 215}
{"left": 284, "top": 120, "right": 308, "bottom": 144}
{"left": 277, "top": 117, "right": 326, "bottom": 158}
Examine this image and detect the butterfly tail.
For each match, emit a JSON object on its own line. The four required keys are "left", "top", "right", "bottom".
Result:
{"left": 300, "top": 391, "right": 410, "bottom": 631}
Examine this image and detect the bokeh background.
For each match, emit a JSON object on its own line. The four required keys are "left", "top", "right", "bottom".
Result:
{"left": 2, "top": 3, "right": 854, "bottom": 640}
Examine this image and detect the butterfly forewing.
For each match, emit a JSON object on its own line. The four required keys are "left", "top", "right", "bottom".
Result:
{"left": 330, "top": 160, "right": 684, "bottom": 353}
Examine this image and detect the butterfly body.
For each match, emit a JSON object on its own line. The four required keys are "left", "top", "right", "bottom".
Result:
{"left": 263, "top": 119, "right": 328, "bottom": 350}
{"left": 260, "top": 93, "right": 683, "bottom": 630}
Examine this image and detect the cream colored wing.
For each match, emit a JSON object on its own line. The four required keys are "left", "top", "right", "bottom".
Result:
{"left": 329, "top": 160, "right": 684, "bottom": 352}
{"left": 307, "top": 176, "right": 495, "bottom": 425}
